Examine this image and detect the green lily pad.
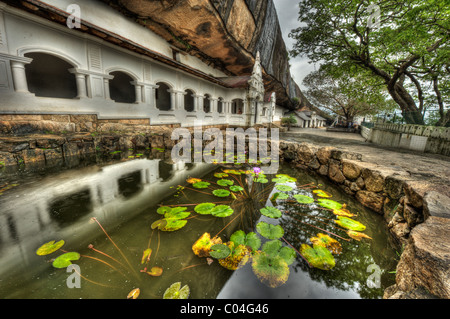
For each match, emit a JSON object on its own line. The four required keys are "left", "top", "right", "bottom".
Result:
{"left": 260, "top": 206, "right": 282, "bottom": 219}
{"left": 317, "top": 199, "right": 343, "bottom": 210}
{"left": 211, "top": 205, "right": 234, "bottom": 218}
{"left": 212, "top": 189, "right": 231, "bottom": 198}
{"left": 256, "top": 221, "right": 284, "bottom": 240}
{"left": 262, "top": 240, "right": 296, "bottom": 265}
{"left": 52, "top": 252, "right": 80, "bottom": 269}
{"left": 151, "top": 219, "right": 168, "bottom": 230}
{"left": 36, "top": 240, "right": 65, "bottom": 256}
{"left": 230, "top": 230, "right": 261, "bottom": 252}
{"left": 218, "top": 242, "right": 251, "bottom": 270}
{"left": 161, "top": 218, "right": 188, "bottom": 231}
{"left": 255, "top": 177, "right": 268, "bottom": 183}
{"left": 214, "top": 172, "right": 229, "bottom": 178}
{"left": 252, "top": 251, "right": 290, "bottom": 288}
{"left": 271, "top": 192, "right": 289, "bottom": 200}
{"left": 275, "top": 185, "right": 293, "bottom": 192}
{"left": 156, "top": 206, "right": 172, "bottom": 215}
{"left": 276, "top": 174, "right": 297, "bottom": 182}
{"left": 209, "top": 244, "right": 231, "bottom": 259}
{"left": 194, "top": 203, "right": 216, "bottom": 215}
{"left": 193, "top": 181, "right": 211, "bottom": 189}
{"left": 230, "top": 185, "right": 244, "bottom": 192}
{"left": 164, "top": 207, "right": 190, "bottom": 219}
{"left": 313, "top": 189, "right": 333, "bottom": 198}
{"left": 334, "top": 216, "right": 366, "bottom": 231}
{"left": 293, "top": 194, "right": 315, "bottom": 204}
{"left": 300, "top": 244, "right": 335, "bottom": 270}
{"left": 163, "top": 282, "right": 190, "bottom": 299}
{"left": 217, "top": 179, "right": 234, "bottom": 187}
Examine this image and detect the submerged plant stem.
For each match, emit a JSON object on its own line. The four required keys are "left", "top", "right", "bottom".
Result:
{"left": 91, "top": 217, "right": 140, "bottom": 278}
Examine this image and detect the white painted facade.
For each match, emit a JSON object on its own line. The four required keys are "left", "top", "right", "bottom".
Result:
{"left": 0, "top": 0, "right": 278, "bottom": 127}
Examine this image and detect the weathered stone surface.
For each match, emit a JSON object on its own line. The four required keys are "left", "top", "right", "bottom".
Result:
{"left": 362, "top": 168, "right": 385, "bottom": 193}
{"left": 104, "top": 0, "right": 307, "bottom": 109}
{"left": 356, "top": 190, "right": 385, "bottom": 214}
{"left": 423, "top": 191, "right": 450, "bottom": 220}
{"left": 328, "top": 159, "right": 345, "bottom": 184}
{"left": 297, "top": 142, "right": 317, "bottom": 164}
{"left": 341, "top": 159, "right": 361, "bottom": 180}
{"left": 395, "top": 216, "right": 450, "bottom": 299}
{"left": 316, "top": 146, "right": 334, "bottom": 165}
{"left": 317, "top": 164, "right": 328, "bottom": 176}
{"left": 307, "top": 156, "right": 321, "bottom": 170}
{"left": 403, "top": 203, "right": 424, "bottom": 228}
{"left": 384, "top": 175, "right": 409, "bottom": 200}
{"left": 403, "top": 180, "right": 432, "bottom": 209}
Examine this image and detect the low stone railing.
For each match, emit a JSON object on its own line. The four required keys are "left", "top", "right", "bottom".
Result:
{"left": 369, "top": 123, "right": 450, "bottom": 156}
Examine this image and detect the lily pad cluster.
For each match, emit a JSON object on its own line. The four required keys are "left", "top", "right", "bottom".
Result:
{"left": 153, "top": 206, "right": 191, "bottom": 231}
{"left": 35, "top": 240, "right": 80, "bottom": 269}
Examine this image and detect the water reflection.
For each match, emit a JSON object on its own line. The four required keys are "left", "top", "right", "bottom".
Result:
{"left": 0, "top": 157, "right": 214, "bottom": 295}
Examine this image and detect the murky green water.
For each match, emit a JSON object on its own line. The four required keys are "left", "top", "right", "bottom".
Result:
{"left": 0, "top": 151, "right": 399, "bottom": 299}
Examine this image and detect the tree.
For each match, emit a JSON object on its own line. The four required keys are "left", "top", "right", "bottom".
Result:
{"left": 289, "top": 0, "right": 449, "bottom": 125}
{"left": 303, "top": 64, "right": 395, "bottom": 125}
{"left": 281, "top": 115, "right": 298, "bottom": 131}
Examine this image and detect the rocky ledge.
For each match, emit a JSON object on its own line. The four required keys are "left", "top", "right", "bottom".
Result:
{"left": 278, "top": 140, "right": 450, "bottom": 299}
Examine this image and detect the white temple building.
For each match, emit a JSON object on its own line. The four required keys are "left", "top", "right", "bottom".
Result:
{"left": 0, "top": 0, "right": 285, "bottom": 129}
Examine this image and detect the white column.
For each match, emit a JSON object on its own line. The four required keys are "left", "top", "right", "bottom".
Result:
{"left": 169, "top": 90, "right": 176, "bottom": 110}
{"left": 68, "top": 68, "right": 88, "bottom": 98}
{"left": 10, "top": 60, "right": 30, "bottom": 93}
{"left": 104, "top": 78, "right": 111, "bottom": 100}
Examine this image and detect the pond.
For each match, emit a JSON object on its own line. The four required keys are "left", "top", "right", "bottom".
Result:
{"left": 0, "top": 150, "right": 399, "bottom": 299}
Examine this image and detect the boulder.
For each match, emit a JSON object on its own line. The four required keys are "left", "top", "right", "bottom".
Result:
{"left": 328, "top": 159, "right": 345, "bottom": 184}
{"left": 356, "top": 190, "right": 385, "bottom": 214}
{"left": 341, "top": 159, "right": 361, "bottom": 180}
{"left": 423, "top": 191, "right": 450, "bottom": 220}
{"left": 362, "top": 168, "right": 385, "bottom": 193}
{"left": 316, "top": 146, "right": 334, "bottom": 165}
{"left": 395, "top": 216, "right": 450, "bottom": 299}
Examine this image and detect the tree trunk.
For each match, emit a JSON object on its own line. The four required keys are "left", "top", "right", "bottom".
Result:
{"left": 387, "top": 82, "right": 425, "bottom": 125}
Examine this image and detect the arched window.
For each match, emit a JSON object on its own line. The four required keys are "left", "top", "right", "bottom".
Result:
{"left": 231, "top": 99, "right": 244, "bottom": 114}
{"left": 155, "top": 82, "right": 172, "bottom": 111}
{"left": 217, "top": 97, "right": 224, "bottom": 114}
{"left": 203, "top": 94, "right": 211, "bottom": 113}
{"left": 109, "top": 71, "right": 135, "bottom": 104}
{"left": 184, "top": 89, "right": 195, "bottom": 112}
{"left": 24, "top": 52, "right": 77, "bottom": 99}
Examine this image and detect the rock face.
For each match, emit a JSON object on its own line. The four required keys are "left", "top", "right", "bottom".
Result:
{"left": 387, "top": 216, "right": 450, "bottom": 299}
{"left": 102, "top": 0, "right": 307, "bottom": 109}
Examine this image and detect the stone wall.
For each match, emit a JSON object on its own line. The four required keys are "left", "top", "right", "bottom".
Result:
{"left": 278, "top": 140, "right": 450, "bottom": 299}
{"left": 369, "top": 123, "right": 450, "bottom": 156}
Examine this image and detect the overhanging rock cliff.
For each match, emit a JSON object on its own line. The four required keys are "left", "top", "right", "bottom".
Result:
{"left": 101, "top": 0, "right": 310, "bottom": 110}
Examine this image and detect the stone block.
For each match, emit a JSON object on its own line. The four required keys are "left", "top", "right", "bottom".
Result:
{"left": 328, "top": 159, "right": 345, "bottom": 184}
{"left": 316, "top": 146, "right": 334, "bottom": 165}
{"left": 356, "top": 190, "right": 385, "bottom": 214}
{"left": 341, "top": 159, "right": 361, "bottom": 180}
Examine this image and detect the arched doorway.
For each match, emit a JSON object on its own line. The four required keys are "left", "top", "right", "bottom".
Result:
{"left": 155, "top": 82, "right": 172, "bottom": 111}
{"left": 203, "top": 94, "right": 211, "bottom": 113}
{"left": 24, "top": 52, "right": 77, "bottom": 99}
{"left": 109, "top": 71, "right": 135, "bottom": 104}
{"left": 217, "top": 97, "right": 224, "bottom": 114}
{"left": 184, "top": 89, "right": 195, "bottom": 112}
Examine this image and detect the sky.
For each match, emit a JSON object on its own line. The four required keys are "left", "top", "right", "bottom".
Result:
{"left": 272, "top": 0, "right": 318, "bottom": 90}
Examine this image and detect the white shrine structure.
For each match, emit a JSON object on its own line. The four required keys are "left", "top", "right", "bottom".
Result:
{"left": 0, "top": 0, "right": 286, "bottom": 129}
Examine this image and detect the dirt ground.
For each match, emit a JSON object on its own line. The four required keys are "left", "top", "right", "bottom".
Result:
{"left": 280, "top": 128, "right": 450, "bottom": 190}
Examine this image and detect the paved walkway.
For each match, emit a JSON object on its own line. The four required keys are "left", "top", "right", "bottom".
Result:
{"left": 280, "top": 128, "right": 450, "bottom": 191}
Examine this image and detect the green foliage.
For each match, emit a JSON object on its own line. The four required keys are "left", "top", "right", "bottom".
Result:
{"left": 163, "top": 282, "right": 190, "bottom": 299}
{"left": 36, "top": 240, "right": 65, "bottom": 256}
{"left": 52, "top": 252, "right": 80, "bottom": 269}
{"left": 260, "top": 206, "right": 282, "bottom": 219}
{"left": 256, "top": 222, "right": 284, "bottom": 240}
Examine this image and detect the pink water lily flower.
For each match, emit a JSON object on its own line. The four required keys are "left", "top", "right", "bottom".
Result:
{"left": 253, "top": 167, "right": 262, "bottom": 175}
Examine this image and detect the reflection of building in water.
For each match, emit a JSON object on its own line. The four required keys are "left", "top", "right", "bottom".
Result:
{"left": 0, "top": 159, "right": 213, "bottom": 277}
